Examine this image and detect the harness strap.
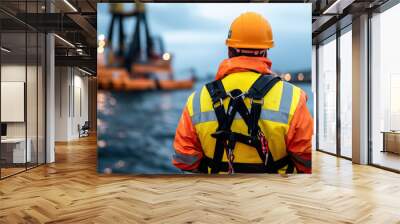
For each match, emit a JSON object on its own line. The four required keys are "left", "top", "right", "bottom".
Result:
{"left": 212, "top": 130, "right": 266, "bottom": 165}
{"left": 201, "top": 155, "right": 292, "bottom": 173}
{"left": 224, "top": 89, "right": 242, "bottom": 130}
{"left": 216, "top": 89, "right": 245, "bottom": 173}
{"left": 205, "top": 80, "right": 229, "bottom": 174}
{"left": 205, "top": 83, "right": 268, "bottom": 173}
{"left": 206, "top": 80, "right": 227, "bottom": 126}
{"left": 247, "top": 75, "right": 281, "bottom": 136}
{"left": 203, "top": 75, "right": 294, "bottom": 174}
{"left": 247, "top": 75, "right": 282, "bottom": 100}
{"left": 206, "top": 80, "right": 227, "bottom": 104}
{"left": 227, "top": 94, "right": 267, "bottom": 164}
{"left": 233, "top": 95, "right": 252, "bottom": 127}
{"left": 212, "top": 131, "right": 260, "bottom": 148}
{"left": 264, "top": 152, "right": 292, "bottom": 173}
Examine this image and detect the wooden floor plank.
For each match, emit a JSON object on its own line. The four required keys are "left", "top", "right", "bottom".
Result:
{"left": 1, "top": 135, "right": 400, "bottom": 223}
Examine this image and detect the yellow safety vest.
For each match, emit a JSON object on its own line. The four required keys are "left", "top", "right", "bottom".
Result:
{"left": 186, "top": 72, "right": 302, "bottom": 174}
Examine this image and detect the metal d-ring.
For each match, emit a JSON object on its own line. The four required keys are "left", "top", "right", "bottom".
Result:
{"left": 227, "top": 91, "right": 247, "bottom": 100}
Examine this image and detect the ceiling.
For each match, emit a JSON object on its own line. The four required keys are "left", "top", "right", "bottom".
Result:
{"left": 0, "top": 0, "right": 394, "bottom": 73}
{"left": 0, "top": 0, "right": 97, "bottom": 73}
{"left": 311, "top": 0, "right": 391, "bottom": 43}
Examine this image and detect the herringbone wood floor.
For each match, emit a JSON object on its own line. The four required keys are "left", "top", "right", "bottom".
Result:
{"left": 1, "top": 135, "right": 400, "bottom": 224}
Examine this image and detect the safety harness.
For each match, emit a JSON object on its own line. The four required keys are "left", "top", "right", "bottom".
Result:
{"left": 198, "top": 74, "right": 295, "bottom": 174}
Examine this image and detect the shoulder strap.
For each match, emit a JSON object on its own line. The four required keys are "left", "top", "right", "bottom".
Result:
{"left": 247, "top": 75, "right": 281, "bottom": 100}
{"left": 205, "top": 80, "right": 227, "bottom": 127}
{"left": 205, "top": 80, "right": 227, "bottom": 104}
{"left": 205, "top": 80, "right": 228, "bottom": 174}
{"left": 247, "top": 75, "right": 281, "bottom": 136}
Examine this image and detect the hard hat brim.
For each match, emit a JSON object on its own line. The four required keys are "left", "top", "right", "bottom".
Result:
{"left": 226, "top": 39, "right": 274, "bottom": 49}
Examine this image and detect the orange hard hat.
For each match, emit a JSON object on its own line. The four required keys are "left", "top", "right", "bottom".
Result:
{"left": 226, "top": 12, "right": 274, "bottom": 49}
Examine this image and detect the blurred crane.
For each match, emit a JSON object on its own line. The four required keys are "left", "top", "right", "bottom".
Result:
{"left": 98, "top": 3, "right": 194, "bottom": 91}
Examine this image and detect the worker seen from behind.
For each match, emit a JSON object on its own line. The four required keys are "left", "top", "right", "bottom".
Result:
{"left": 173, "top": 12, "right": 313, "bottom": 174}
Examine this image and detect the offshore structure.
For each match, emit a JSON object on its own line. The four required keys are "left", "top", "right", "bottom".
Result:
{"left": 98, "top": 3, "right": 194, "bottom": 91}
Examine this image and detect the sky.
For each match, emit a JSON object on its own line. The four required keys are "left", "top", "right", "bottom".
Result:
{"left": 98, "top": 3, "right": 312, "bottom": 79}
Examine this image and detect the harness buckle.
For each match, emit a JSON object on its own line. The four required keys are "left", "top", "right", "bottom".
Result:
{"left": 213, "top": 98, "right": 224, "bottom": 108}
{"left": 250, "top": 98, "right": 264, "bottom": 105}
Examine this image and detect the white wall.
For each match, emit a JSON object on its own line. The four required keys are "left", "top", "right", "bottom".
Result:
{"left": 1, "top": 82, "right": 25, "bottom": 122}
{"left": 72, "top": 73, "right": 89, "bottom": 138}
{"left": 55, "top": 66, "right": 69, "bottom": 141}
{"left": 1, "top": 65, "right": 26, "bottom": 81}
{"left": 1, "top": 65, "right": 31, "bottom": 138}
{"left": 54, "top": 67, "right": 89, "bottom": 141}
{"left": 1, "top": 64, "right": 46, "bottom": 164}
{"left": 1, "top": 66, "right": 26, "bottom": 129}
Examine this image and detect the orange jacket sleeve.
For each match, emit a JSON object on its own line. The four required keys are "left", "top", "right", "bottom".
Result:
{"left": 172, "top": 106, "right": 203, "bottom": 171}
{"left": 286, "top": 91, "right": 313, "bottom": 173}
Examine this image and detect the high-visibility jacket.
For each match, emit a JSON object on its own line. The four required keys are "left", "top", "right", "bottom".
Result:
{"left": 173, "top": 56, "right": 313, "bottom": 174}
